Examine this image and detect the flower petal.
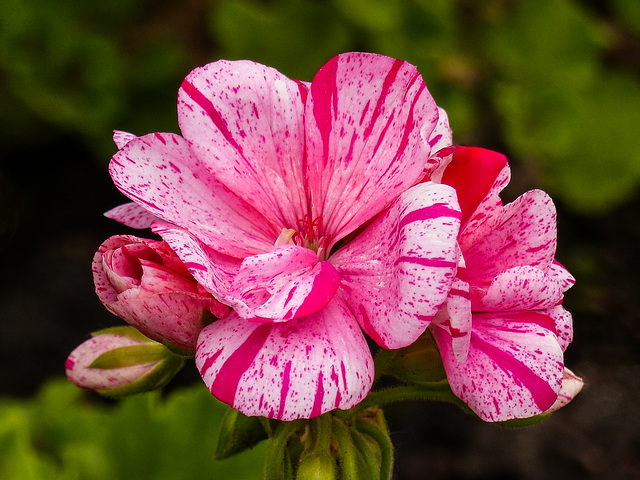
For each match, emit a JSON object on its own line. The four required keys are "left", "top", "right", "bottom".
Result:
{"left": 462, "top": 190, "right": 558, "bottom": 289}
{"left": 196, "top": 297, "right": 374, "bottom": 420}
{"left": 109, "top": 132, "right": 278, "bottom": 258}
{"left": 113, "top": 130, "right": 137, "bottom": 149}
{"left": 438, "top": 146, "right": 509, "bottom": 227}
{"left": 545, "top": 305, "right": 574, "bottom": 351}
{"left": 305, "top": 52, "right": 441, "bottom": 244}
{"left": 228, "top": 245, "right": 340, "bottom": 321}
{"left": 472, "top": 265, "right": 564, "bottom": 312}
{"left": 151, "top": 222, "right": 241, "bottom": 301}
{"left": 545, "top": 367, "right": 583, "bottom": 413}
{"left": 178, "top": 59, "right": 308, "bottom": 228}
{"left": 432, "top": 311, "right": 564, "bottom": 422}
{"left": 332, "top": 182, "right": 461, "bottom": 349}
{"left": 104, "top": 202, "right": 159, "bottom": 229}
{"left": 548, "top": 260, "right": 576, "bottom": 293}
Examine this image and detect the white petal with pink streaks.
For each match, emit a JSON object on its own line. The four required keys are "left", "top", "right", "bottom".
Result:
{"left": 109, "top": 132, "right": 278, "bottom": 258}
{"left": 305, "top": 52, "right": 441, "bottom": 245}
{"left": 178, "top": 60, "right": 308, "bottom": 229}
{"left": 196, "top": 297, "right": 374, "bottom": 420}
{"left": 432, "top": 311, "right": 564, "bottom": 422}
{"left": 332, "top": 182, "right": 461, "bottom": 349}
{"left": 104, "top": 202, "right": 159, "bottom": 229}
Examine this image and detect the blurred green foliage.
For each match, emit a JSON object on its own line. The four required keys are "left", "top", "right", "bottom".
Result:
{"left": 0, "top": 379, "right": 265, "bottom": 480}
{"left": 1, "top": 0, "right": 639, "bottom": 213}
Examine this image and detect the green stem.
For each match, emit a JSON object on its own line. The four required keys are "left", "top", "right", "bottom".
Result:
{"left": 331, "top": 417, "right": 359, "bottom": 480}
{"left": 355, "top": 421, "right": 393, "bottom": 480}
{"left": 353, "top": 382, "right": 473, "bottom": 415}
{"left": 264, "top": 420, "right": 303, "bottom": 480}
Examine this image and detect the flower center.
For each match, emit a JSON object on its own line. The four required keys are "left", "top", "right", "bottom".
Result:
{"left": 274, "top": 215, "right": 329, "bottom": 260}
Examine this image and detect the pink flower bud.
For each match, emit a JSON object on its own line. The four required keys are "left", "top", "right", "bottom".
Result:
{"left": 93, "top": 235, "right": 229, "bottom": 353}
{"left": 65, "top": 326, "right": 185, "bottom": 396}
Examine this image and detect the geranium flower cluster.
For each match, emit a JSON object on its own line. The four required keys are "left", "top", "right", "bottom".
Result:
{"left": 66, "top": 52, "right": 581, "bottom": 422}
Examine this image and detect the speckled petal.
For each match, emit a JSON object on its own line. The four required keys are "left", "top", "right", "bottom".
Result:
{"left": 462, "top": 190, "right": 558, "bottom": 289}
{"left": 305, "top": 52, "right": 441, "bottom": 245}
{"left": 332, "top": 182, "right": 461, "bottom": 349}
{"left": 178, "top": 60, "right": 308, "bottom": 229}
{"left": 109, "top": 132, "right": 278, "bottom": 258}
{"left": 196, "top": 296, "right": 374, "bottom": 420}
{"left": 104, "top": 202, "right": 159, "bottom": 229}
{"left": 432, "top": 311, "right": 564, "bottom": 422}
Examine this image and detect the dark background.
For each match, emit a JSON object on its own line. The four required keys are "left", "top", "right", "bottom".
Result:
{"left": 1, "top": 1, "right": 639, "bottom": 478}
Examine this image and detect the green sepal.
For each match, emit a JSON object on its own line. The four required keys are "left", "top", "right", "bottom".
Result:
{"left": 96, "top": 350, "right": 185, "bottom": 398}
{"left": 375, "top": 331, "right": 447, "bottom": 385}
{"left": 88, "top": 344, "right": 169, "bottom": 369}
{"left": 497, "top": 412, "right": 551, "bottom": 427}
{"left": 214, "top": 407, "right": 270, "bottom": 460}
{"left": 91, "top": 325, "right": 152, "bottom": 342}
{"left": 296, "top": 452, "right": 337, "bottom": 480}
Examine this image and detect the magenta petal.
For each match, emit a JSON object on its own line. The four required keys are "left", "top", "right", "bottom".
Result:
{"left": 472, "top": 266, "right": 564, "bottom": 312}
{"left": 548, "top": 260, "right": 576, "bottom": 293}
{"left": 113, "top": 130, "right": 137, "bottom": 149}
{"left": 332, "top": 182, "right": 461, "bottom": 349}
{"left": 305, "top": 52, "right": 441, "bottom": 244}
{"left": 110, "top": 132, "right": 278, "bottom": 258}
{"left": 104, "top": 202, "right": 159, "bottom": 229}
{"left": 228, "top": 245, "right": 340, "bottom": 321}
{"left": 545, "top": 305, "right": 574, "bottom": 351}
{"left": 462, "top": 190, "right": 558, "bottom": 289}
{"left": 196, "top": 297, "right": 374, "bottom": 420}
{"left": 178, "top": 59, "right": 308, "bottom": 228}
{"left": 433, "top": 311, "right": 564, "bottom": 422}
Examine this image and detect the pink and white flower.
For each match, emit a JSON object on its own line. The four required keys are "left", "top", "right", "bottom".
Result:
{"left": 429, "top": 146, "right": 581, "bottom": 421}
{"left": 93, "top": 235, "right": 229, "bottom": 353}
{"left": 106, "top": 53, "right": 462, "bottom": 420}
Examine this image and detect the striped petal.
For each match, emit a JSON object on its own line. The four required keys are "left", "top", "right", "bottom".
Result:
{"left": 332, "top": 182, "right": 461, "bottom": 349}
{"left": 228, "top": 245, "right": 340, "bottom": 321}
{"left": 178, "top": 60, "right": 308, "bottom": 229}
{"left": 109, "top": 132, "right": 278, "bottom": 258}
{"left": 462, "top": 189, "right": 558, "bottom": 289}
{"left": 305, "top": 52, "right": 441, "bottom": 246}
{"left": 432, "top": 311, "right": 564, "bottom": 422}
{"left": 196, "top": 296, "right": 374, "bottom": 420}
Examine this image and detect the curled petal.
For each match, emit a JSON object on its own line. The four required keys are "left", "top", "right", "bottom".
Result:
{"left": 548, "top": 260, "right": 576, "bottom": 292}
{"left": 432, "top": 311, "right": 564, "bottom": 422}
{"left": 305, "top": 52, "right": 441, "bottom": 245}
{"left": 178, "top": 59, "right": 308, "bottom": 228}
{"left": 545, "top": 368, "right": 583, "bottom": 413}
{"left": 333, "top": 182, "right": 461, "bottom": 349}
{"left": 545, "top": 305, "right": 574, "bottom": 351}
{"left": 109, "top": 132, "right": 278, "bottom": 258}
{"left": 113, "top": 130, "right": 137, "bottom": 149}
{"left": 462, "top": 190, "right": 558, "bottom": 289}
{"left": 229, "top": 245, "right": 340, "bottom": 321}
{"left": 472, "top": 266, "right": 564, "bottom": 312}
{"left": 196, "top": 297, "right": 374, "bottom": 420}
{"left": 104, "top": 202, "right": 159, "bottom": 229}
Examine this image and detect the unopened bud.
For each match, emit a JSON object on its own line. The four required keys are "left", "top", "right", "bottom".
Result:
{"left": 296, "top": 453, "right": 336, "bottom": 480}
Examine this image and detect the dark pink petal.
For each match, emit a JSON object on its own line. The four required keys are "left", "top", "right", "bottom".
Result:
{"left": 471, "top": 266, "right": 564, "bottom": 312}
{"left": 196, "top": 297, "right": 374, "bottom": 420}
{"left": 228, "top": 245, "right": 340, "bottom": 321}
{"left": 305, "top": 52, "right": 440, "bottom": 245}
{"left": 332, "top": 182, "right": 461, "bottom": 349}
{"left": 439, "top": 147, "right": 509, "bottom": 228}
{"left": 432, "top": 311, "right": 564, "bottom": 422}
{"left": 462, "top": 190, "right": 558, "bottom": 289}
{"left": 178, "top": 60, "right": 308, "bottom": 229}
{"left": 151, "top": 222, "right": 241, "bottom": 301}
{"left": 104, "top": 202, "right": 159, "bottom": 229}
{"left": 109, "top": 133, "right": 278, "bottom": 258}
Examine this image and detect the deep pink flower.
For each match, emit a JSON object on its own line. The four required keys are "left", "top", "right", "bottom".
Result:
{"left": 106, "top": 52, "right": 462, "bottom": 420}
{"left": 429, "top": 146, "right": 581, "bottom": 421}
{"left": 94, "top": 235, "right": 229, "bottom": 353}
